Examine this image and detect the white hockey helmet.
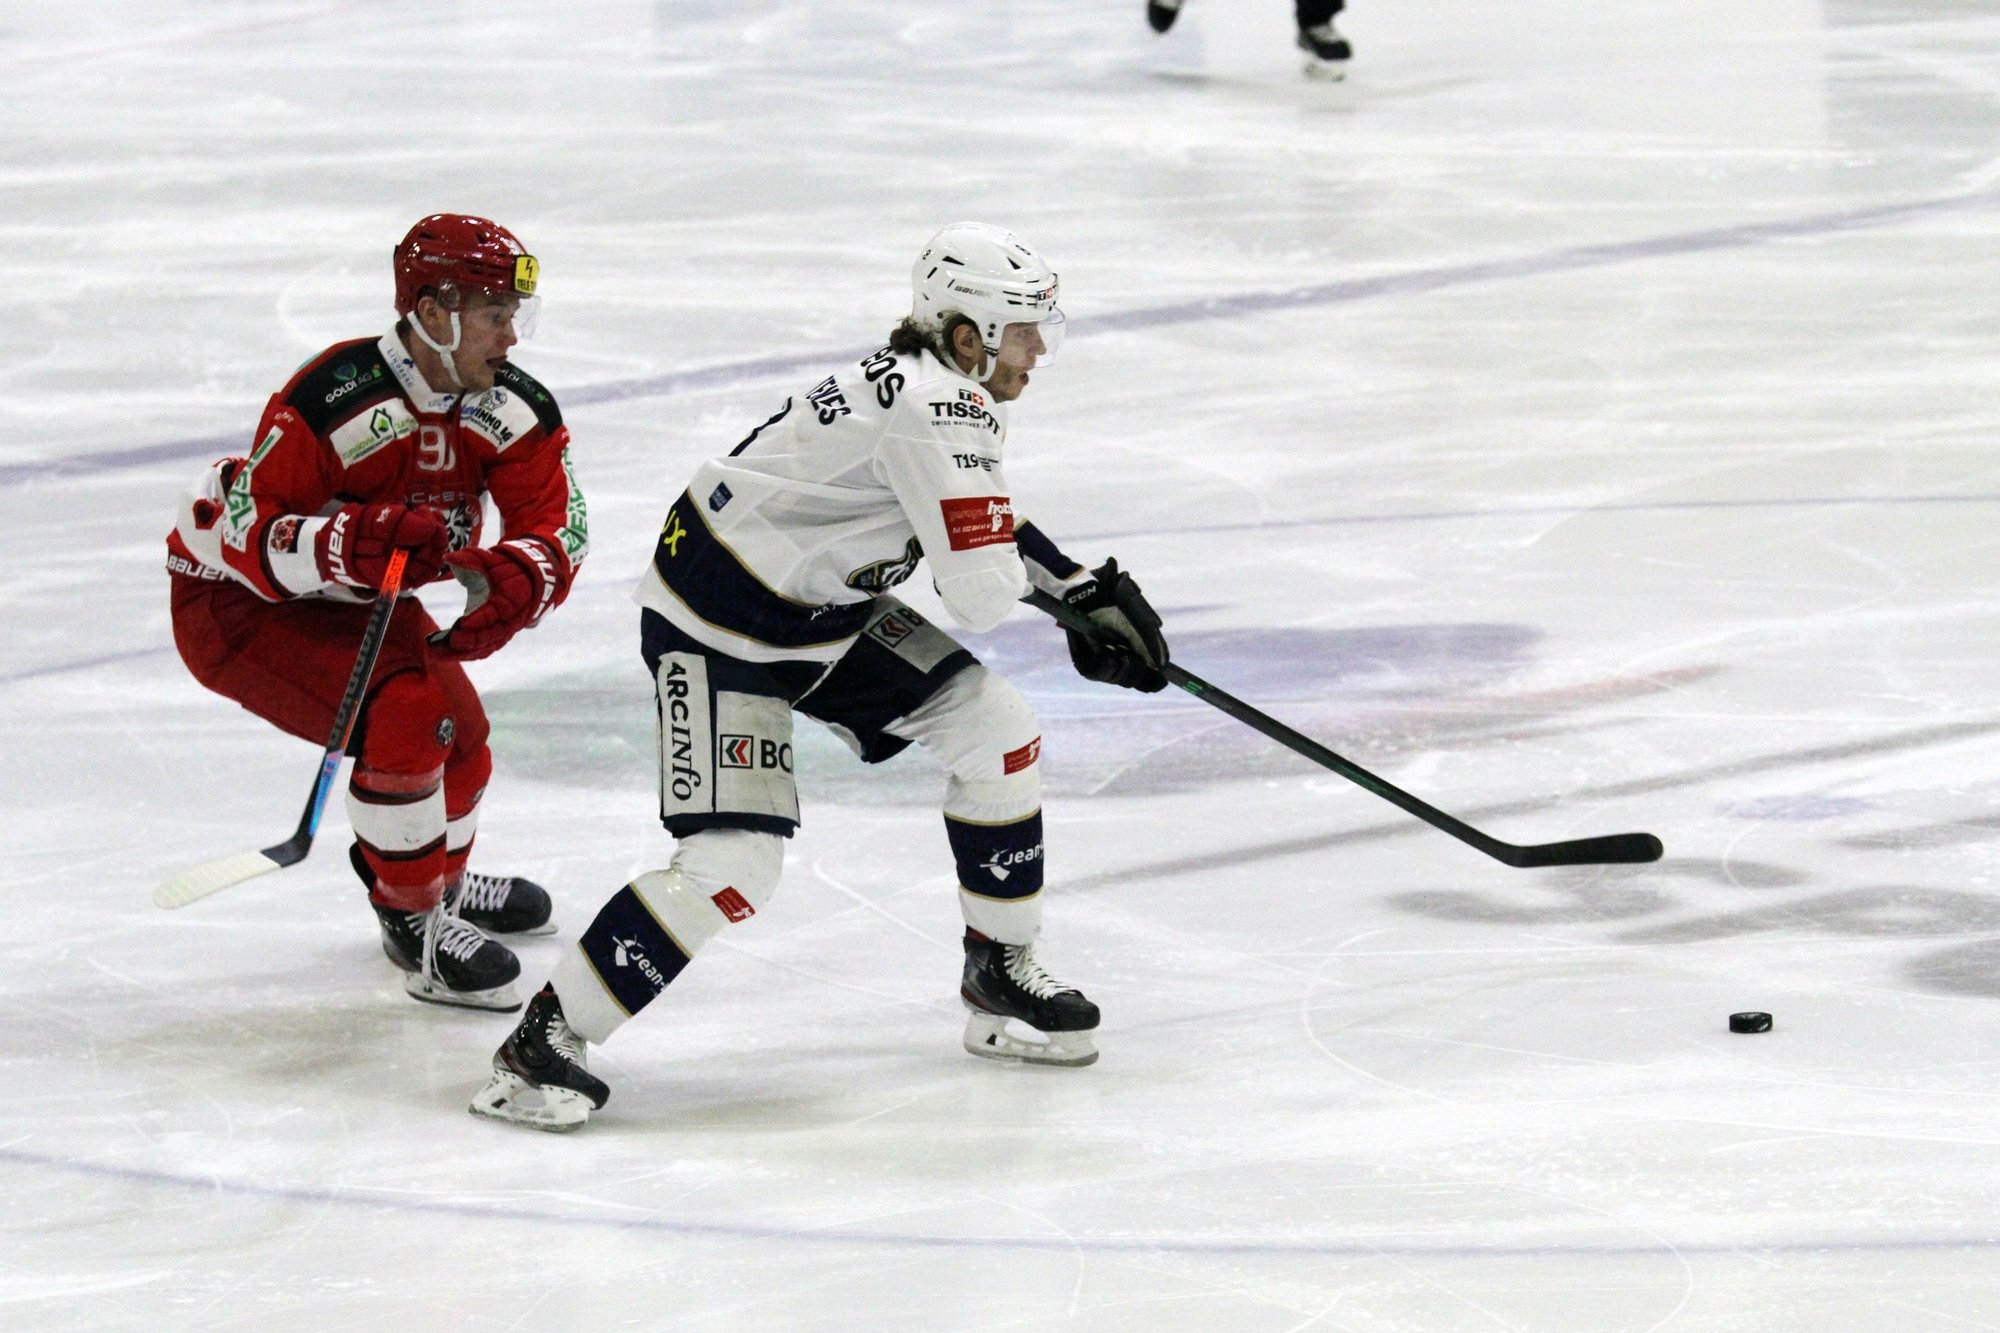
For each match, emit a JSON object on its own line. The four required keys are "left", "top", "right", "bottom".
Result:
{"left": 911, "top": 222, "right": 1065, "bottom": 362}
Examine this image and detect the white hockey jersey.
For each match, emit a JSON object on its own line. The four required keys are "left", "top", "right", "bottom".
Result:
{"left": 636, "top": 343, "right": 1083, "bottom": 663}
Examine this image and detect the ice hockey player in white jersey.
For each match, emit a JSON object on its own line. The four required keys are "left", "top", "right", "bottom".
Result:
{"left": 470, "top": 222, "right": 1173, "bottom": 1130}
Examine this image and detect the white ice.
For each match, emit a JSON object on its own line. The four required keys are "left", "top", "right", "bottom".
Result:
{"left": 4, "top": 1, "right": 2000, "bottom": 1328}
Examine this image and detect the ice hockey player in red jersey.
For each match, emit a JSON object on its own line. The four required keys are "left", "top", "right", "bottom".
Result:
{"left": 470, "top": 222, "right": 1171, "bottom": 1130}
{"left": 166, "top": 214, "right": 589, "bottom": 1011}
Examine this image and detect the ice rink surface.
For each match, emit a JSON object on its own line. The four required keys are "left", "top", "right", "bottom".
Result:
{"left": 5, "top": 0, "right": 2000, "bottom": 1327}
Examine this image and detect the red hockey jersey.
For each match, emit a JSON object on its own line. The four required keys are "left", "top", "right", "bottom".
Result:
{"left": 167, "top": 331, "right": 587, "bottom": 608}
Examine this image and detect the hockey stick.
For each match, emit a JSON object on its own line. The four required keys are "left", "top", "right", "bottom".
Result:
{"left": 154, "top": 550, "right": 411, "bottom": 909}
{"left": 1027, "top": 589, "right": 1663, "bottom": 868}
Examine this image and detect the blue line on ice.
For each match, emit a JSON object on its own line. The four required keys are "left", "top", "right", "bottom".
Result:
{"left": 11, "top": 186, "right": 1999, "bottom": 488}
{"left": 1, "top": 1145, "right": 1992, "bottom": 1259}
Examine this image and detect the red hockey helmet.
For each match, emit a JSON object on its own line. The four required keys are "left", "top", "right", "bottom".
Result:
{"left": 392, "top": 213, "right": 539, "bottom": 320}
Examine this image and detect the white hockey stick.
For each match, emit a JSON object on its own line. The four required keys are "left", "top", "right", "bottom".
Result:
{"left": 155, "top": 550, "right": 410, "bottom": 909}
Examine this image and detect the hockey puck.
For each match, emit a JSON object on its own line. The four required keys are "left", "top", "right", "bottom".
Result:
{"left": 1728, "top": 1011, "right": 1772, "bottom": 1034}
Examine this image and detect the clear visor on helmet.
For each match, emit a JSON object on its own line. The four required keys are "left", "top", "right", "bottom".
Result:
{"left": 994, "top": 306, "right": 1064, "bottom": 369}
{"left": 430, "top": 282, "right": 541, "bottom": 340}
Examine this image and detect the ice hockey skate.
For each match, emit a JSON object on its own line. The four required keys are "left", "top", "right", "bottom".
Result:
{"left": 450, "top": 868, "right": 556, "bottom": 936}
{"left": 960, "top": 929, "right": 1100, "bottom": 1067}
{"left": 469, "top": 985, "right": 610, "bottom": 1132}
{"left": 374, "top": 899, "right": 522, "bottom": 1011}
{"left": 1298, "top": 21, "right": 1352, "bottom": 80}
{"left": 1146, "top": 0, "right": 1183, "bottom": 34}
{"left": 352, "top": 844, "right": 554, "bottom": 936}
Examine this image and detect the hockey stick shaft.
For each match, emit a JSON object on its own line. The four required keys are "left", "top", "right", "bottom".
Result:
{"left": 1027, "top": 590, "right": 1662, "bottom": 868}
{"left": 155, "top": 551, "right": 410, "bottom": 909}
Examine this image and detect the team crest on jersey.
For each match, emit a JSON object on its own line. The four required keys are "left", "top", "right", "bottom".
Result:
{"left": 442, "top": 501, "right": 476, "bottom": 552}
{"left": 844, "top": 536, "right": 922, "bottom": 593}
{"left": 436, "top": 716, "right": 456, "bottom": 747}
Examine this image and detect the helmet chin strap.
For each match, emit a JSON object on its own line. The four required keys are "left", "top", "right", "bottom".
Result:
{"left": 409, "top": 309, "right": 465, "bottom": 390}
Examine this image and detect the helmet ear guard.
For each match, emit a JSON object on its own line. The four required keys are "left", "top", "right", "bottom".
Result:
{"left": 911, "top": 222, "right": 1062, "bottom": 362}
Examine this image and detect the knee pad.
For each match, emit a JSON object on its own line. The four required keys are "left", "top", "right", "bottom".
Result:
{"left": 893, "top": 666, "right": 1043, "bottom": 823}
{"left": 671, "top": 828, "right": 786, "bottom": 922}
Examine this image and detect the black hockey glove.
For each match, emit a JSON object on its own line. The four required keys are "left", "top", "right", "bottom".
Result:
{"left": 1063, "top": 558, "right": 1169, "bottom": 693}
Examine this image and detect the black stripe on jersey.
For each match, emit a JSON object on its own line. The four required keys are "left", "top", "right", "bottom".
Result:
{"left": 653, "top": 490, "right": 873, "bottom": 650}
{"left": 728, "top": 398, "right": 793, "bottom": 457}
{"left": 492, "top": 362, "right": 563, "bottom": 433}
{"left": 1015, "top": 520, "right": 1083, "bottom": 581}
{"left": 285, "top": 339, "right": 398, "bottom": 437}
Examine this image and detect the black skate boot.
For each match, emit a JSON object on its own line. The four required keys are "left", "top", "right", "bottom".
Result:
{"left": 374, "top": 899, "right": 522, "bottom": 1012}
{"left": 1147, "top": 0, "right": 1183, "bottom": 34}
{"left": 960, "top": 929, "right": 1100, "bottom": 1067}
{"left": 469, "top": 985, "right": 610, "bottom": 1132}
{"left": 450, "top": 869, "right": 556, "bottom": 936}
{"left": 355, "top": 843, "right": 554, "bottom": 937}
{"left": 1297, "top": 20, "right": 1352, "bottom": 79}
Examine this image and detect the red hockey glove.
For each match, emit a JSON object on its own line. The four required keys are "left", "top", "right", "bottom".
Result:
{"left": 432, "top": 539, "right": 558, "bottom": 661}
{"left": 317, "top": 504, "right": 450, "bottom": 591}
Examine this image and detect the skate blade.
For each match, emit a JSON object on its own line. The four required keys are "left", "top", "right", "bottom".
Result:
{"left": 403, "top": 973, "right": 523, "bottom": 1012}
{"left": 1302, "top": 58, "right": 1348, "bottom": 81}
{"left": 962, "top": 1011, "right": 1099, "bottom": 1068}
{"left": 469, "top": 1070, "right": 591, "bottom": 1132}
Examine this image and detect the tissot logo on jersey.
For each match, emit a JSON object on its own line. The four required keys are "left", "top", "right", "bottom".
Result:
{"left": 939, "top": 495, "right": 1014, "bottom": 550}
{"left": 930, "top": 398, "right": 1000, "bottom": 436}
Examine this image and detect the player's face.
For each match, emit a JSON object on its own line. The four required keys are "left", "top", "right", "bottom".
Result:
{"left": 450, "top": 294, "right": 521, "bottom": 392}
{"left": 983, "top": 321, "right": 1047, "bottom": 402}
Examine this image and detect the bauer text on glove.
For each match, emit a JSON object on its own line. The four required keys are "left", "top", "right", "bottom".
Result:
{"left": 316, "top": 503, "right": 450, "bottom": 591}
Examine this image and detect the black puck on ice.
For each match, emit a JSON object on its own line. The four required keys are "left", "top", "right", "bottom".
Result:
{"left": 1729, "top": 1011, "right": 1773, "bottom": 1034}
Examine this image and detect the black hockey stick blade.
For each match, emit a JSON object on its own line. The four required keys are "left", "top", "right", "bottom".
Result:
{"left": 1026, "top": 589, "right": 1666, "bottom": 869}
{"left": 1495, "top": 832, "right": 1665, "bottom": 869}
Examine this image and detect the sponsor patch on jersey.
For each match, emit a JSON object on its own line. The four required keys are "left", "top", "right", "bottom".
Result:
{"left": 1003, "top": 737, "right": 1041, "bottom": 775}
{"left": 717, "top": 733, "right": 793, "bottom": 772}
{"left": 708, "top": 482, "right": 732, "bottom": 512}
{"left": 331, "top": 400, "right": 417, "bottom": 465}
{"left": 712, "top": 887, "right": 755, "bottom": 922}
{"left": 868, "top": 608, "right": 923, "bottom": 647}
{"left": 939, "top": 495, "right": 1014, "bottom": 551}
{"left": 460, "top": 385, "right": 539, "bottom": 453}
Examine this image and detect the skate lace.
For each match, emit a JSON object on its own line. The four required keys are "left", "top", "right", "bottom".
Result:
{"left": 1002, "top": 943, "right": 1073, "bottom": 1000}
{"left": 419, "top": 904, "right": 489, "bottom": 979}
{"left": 454, "top": 872, "right": 512, "bottom": 914}
{"left": 542, "top": 1010, "right": 587, "bottom": 1067}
